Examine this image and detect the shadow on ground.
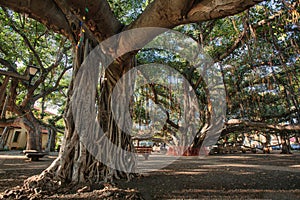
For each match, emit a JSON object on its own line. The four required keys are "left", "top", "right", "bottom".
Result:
{"left": 0, "top": 151, "right": 300, "bottom": 199}
{"left": 117, "top": 153, "right": 300, "bottom": 199}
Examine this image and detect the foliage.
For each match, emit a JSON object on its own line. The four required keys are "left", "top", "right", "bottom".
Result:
{"left": 108, "top": 0, "right": 152, "bottom": 24}
{"left": 129, "top": 0, "right": 300, "bottom": 144}
{"left": 0, "top": 7, "right": 72, "bottom": 129}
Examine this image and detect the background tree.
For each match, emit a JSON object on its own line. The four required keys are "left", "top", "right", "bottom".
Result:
{"left": 211, "top": 1, "right": 300, "bottom": 152}
{"left": 130, "top": 0, "right": 300, "bottom": 154}
{"left": 0, "top": 7, "right": 71, "bottom": 151}
{"left": 140, "top": 0, "right": 300, "bottom": 153}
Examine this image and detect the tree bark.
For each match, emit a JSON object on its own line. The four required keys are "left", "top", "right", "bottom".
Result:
{"left": 224, "top": 119, "right": 300, "bottom": 133}
{"left": 46, "top": 128, "right": 57, "bottom": 152}
{"left": 0, "top": 127, "right": 10, "bottom": 150}
{"left": 280, "top": 133, "right": 291, "bottom": 154}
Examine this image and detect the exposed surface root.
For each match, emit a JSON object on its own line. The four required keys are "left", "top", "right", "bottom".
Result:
{"left": 0, "top": 172, "right": 144, "bottom": 200}
{"left": 49, "top": 183, "right": 145, "bottom": 200}
{"left": 1, "top": 171, "right": 61, "bottom": 200}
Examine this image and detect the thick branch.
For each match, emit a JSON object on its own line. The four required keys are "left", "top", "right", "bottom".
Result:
{"left": 0, "top": 69, "right": 29, "bottom": 80}
{"left": 187, "top": 0, "right": 265, "bottom": 23}
{"left": 128, "top": 0, "right": 195, "bottom": 29}
{"left": 0, "top": 58, "right": 17, "bottom": 72}
{"left": 128, "top": 0, "right": 264, "bottom": 30}
{"left": 62, "top": 0, "right": 123, "bottom": 40}
{"left": 32, "top": 66, "right": 72, "bottom": 102}
{"left": 225, "top": 119, "right": 300, "bottom": 133}
{"left": 0, "top": 0, "right": 73, "bottom": 40}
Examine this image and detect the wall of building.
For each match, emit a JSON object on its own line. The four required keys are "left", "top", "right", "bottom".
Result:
{"left": 0, "top": 127, "right": 49, "bottom": 150}
{"left": 41, "top": 133, "right": 48, "bottom": 150}
{"left": 6, "top": 128, "right": 27, "bottom": 150}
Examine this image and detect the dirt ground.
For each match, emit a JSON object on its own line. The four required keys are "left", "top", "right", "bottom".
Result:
{"left": 0, "top": 150, "right": 300, "bottom": 199}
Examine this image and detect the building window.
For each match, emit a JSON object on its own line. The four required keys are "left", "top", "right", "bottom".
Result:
{"left": 12, "top": 131, "right": 21, "bottom": 143}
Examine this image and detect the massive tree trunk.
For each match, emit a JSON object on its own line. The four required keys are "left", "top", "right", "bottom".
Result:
{"left": 33, "top": 41, "right": 136, "bottom": 187}
{"left": 0, "top": 0, "right": 266, "bottom": 197}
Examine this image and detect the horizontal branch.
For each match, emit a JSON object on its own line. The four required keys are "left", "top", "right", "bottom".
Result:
{"left": 0, "top": 69, "right": 30, "bottom": 81}
{"left": 0, "top": 58, "right": 17, "bottom": 72}
{"left": 187, "top": 0, "right": 265, "bottom": 23}
{"left": 224, "top": 119, "right": 300, "bottom": 133}
{"left": 0, "top": 1, "right": 73, "bottom": 40}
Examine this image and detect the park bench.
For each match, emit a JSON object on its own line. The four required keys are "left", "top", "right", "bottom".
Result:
{"left": 135, "top": 146, "right": 152, "bottom": 160}
{"left": 23, "top": 150, "right": 48, "bottom": 161}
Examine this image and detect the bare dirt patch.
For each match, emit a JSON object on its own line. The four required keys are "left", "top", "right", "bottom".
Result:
{"left": 0, "top": 151, "right": 56, "bottom": 193}
{"left": 0, "top": 151, "right": 300, "bottom": 199}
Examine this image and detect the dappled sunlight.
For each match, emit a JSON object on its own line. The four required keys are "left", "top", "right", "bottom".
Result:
{"left": 229, "top": 171, "right": 256, "bottom": 175}
{"left": 1, "top": 151, "right": 300, "bottom": 199}
{"left": 290, "top": 165, "right": 300, "bottom": 169}
{"left": 152, "top": 168, "right": 210, "bottom": 175}
{"left": 0, "top": 155, "right": 25, "bottom": 160}
{"left": 201, "top": 162, "right": 300, "bottom": 173}
{"left": 118, "top": 153, "right": 300, "bottom": 199}
{"left": 166, "top": 189, "right": 300, "bottom": 199}
{"left": 3, "top": 163, "right": 25, "bottom": 166}
{"left": 0, "top": 179, "right": 15, "bottom": 182}
{"left": 135, "top": 152, "right": 300, "bottom": 175}
{"left": 206, "top": 155, "right": 253, "bottom": 159}
{"left": 0, "top": 154, "right": 56, "bottom": 192}
{"left": 172, "top": 170, "right": 208, "bottom": 175}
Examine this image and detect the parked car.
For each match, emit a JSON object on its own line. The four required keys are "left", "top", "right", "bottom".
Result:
{"left": 291, "top": 143, "right": 300, "bottom": 150}
{"left": 271, "top": 145, "right": 281, "bottom": 150}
